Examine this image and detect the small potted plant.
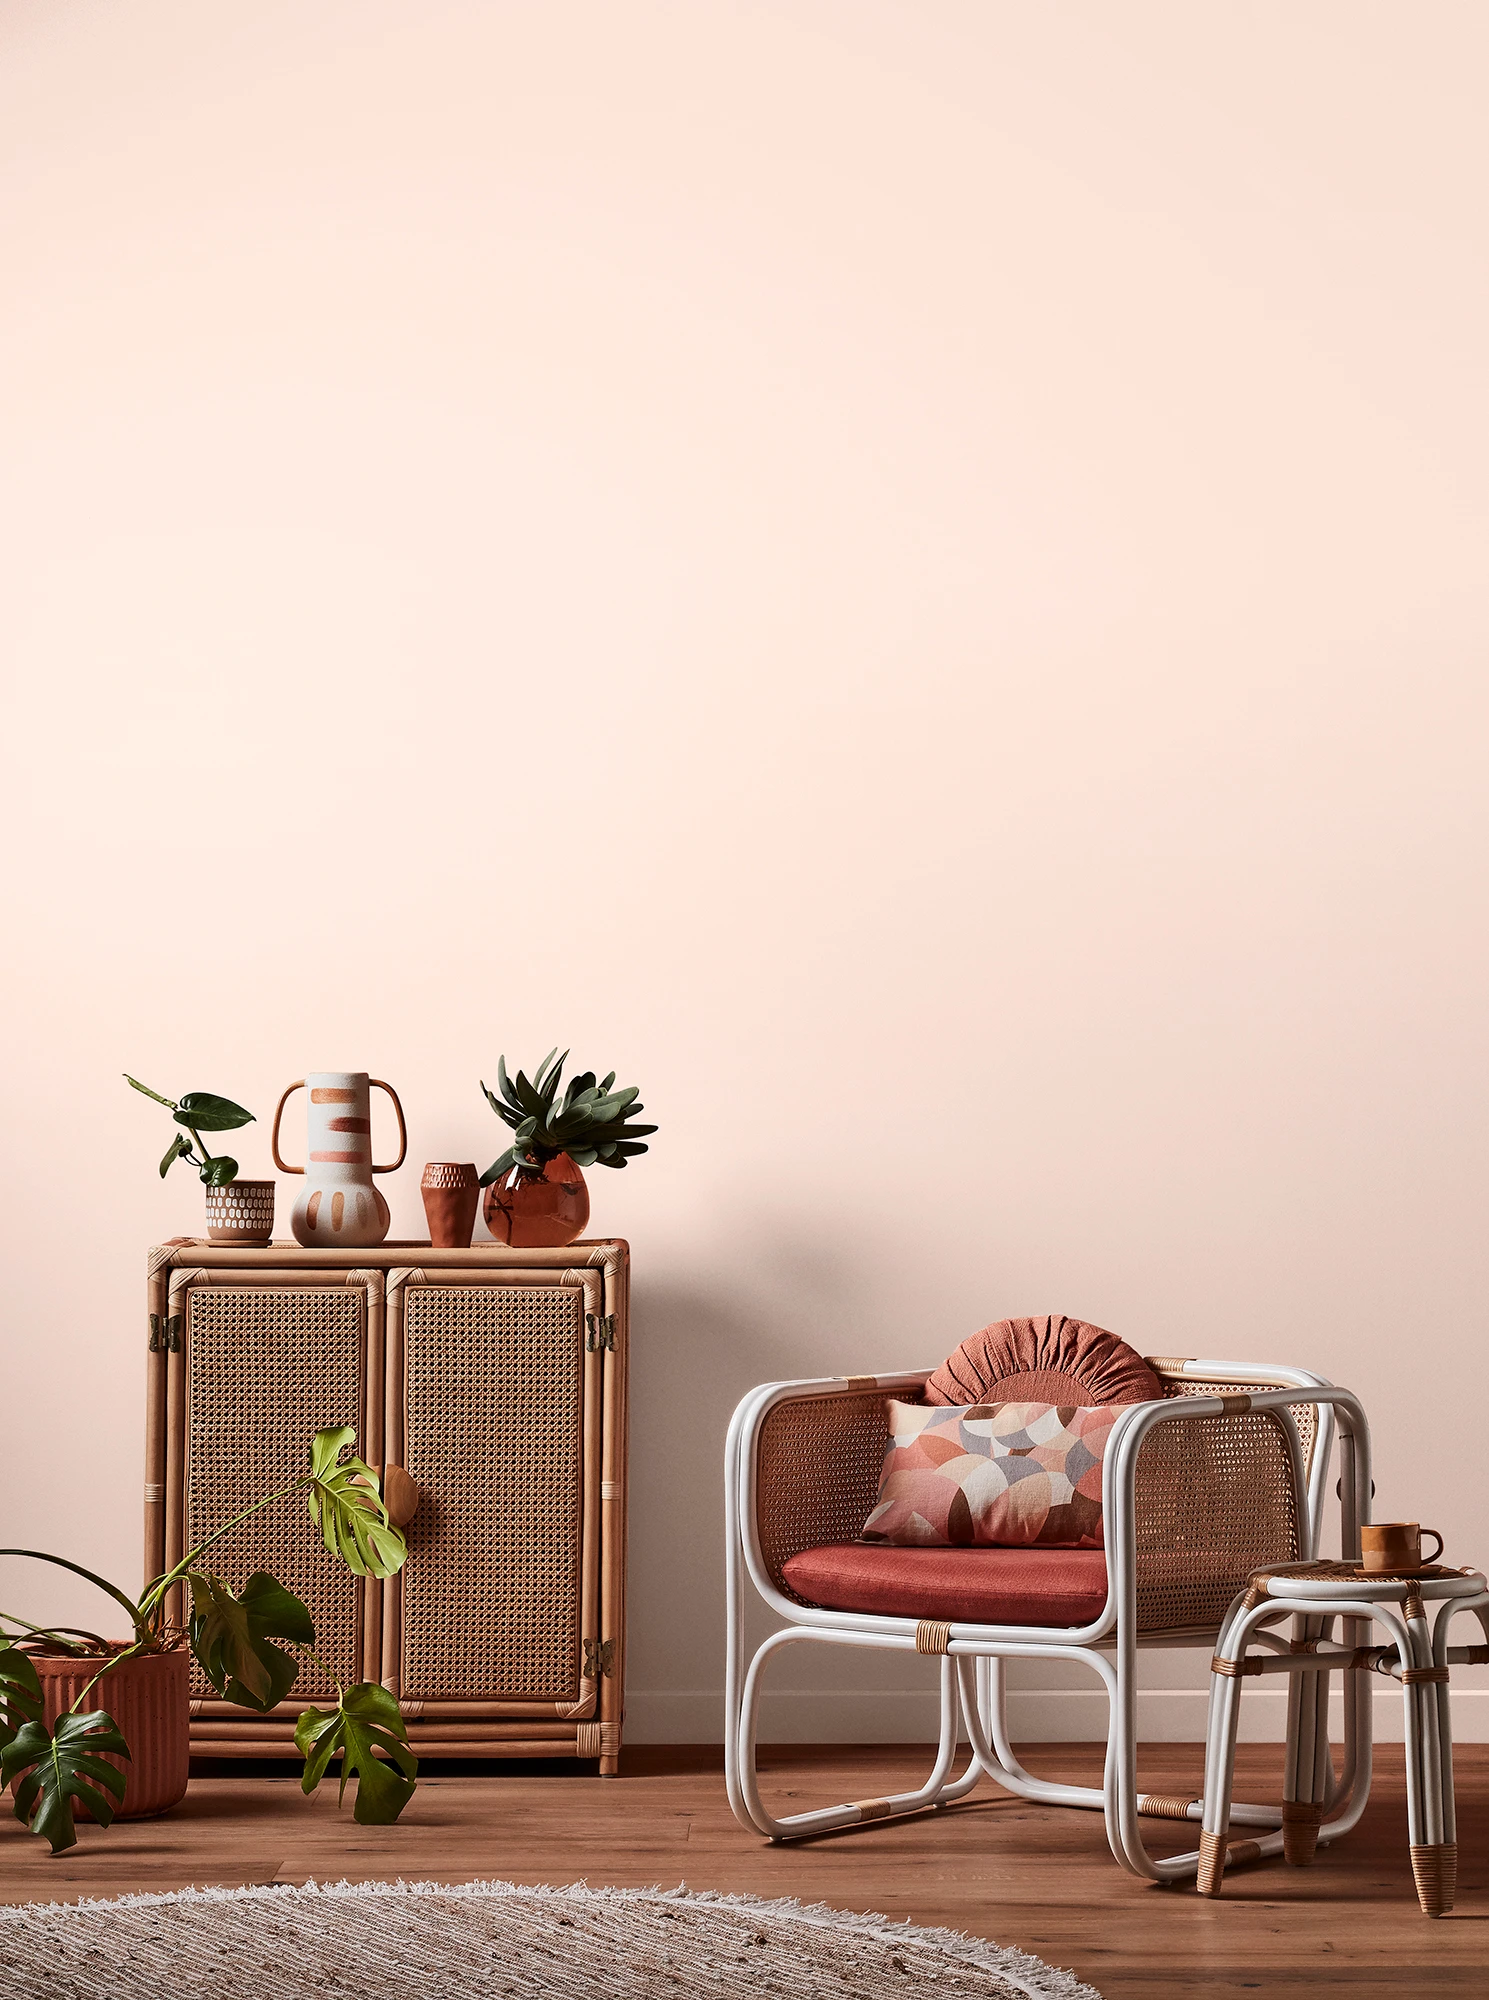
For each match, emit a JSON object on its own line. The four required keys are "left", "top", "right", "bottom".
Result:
{"left": 124, "top": 1073, "right": 275, "bottom": 1243}
{"left": 0, "top": 1428, "right": 416, "bottom": 1853}
{"left": 479, "top": 1050, "right": 656, "bottom": 1247}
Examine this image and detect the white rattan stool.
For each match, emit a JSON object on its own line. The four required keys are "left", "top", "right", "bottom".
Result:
{"left": 1199, "top": 1558, "right": 1489, "bottom": 1915}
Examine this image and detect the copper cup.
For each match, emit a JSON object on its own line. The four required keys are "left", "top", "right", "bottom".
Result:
{"left": 1360, "top": 1522, "right": 1443, "bottom": 1572}
{"left": 420, "top": 1162, "right": 480, "bottom": 1248}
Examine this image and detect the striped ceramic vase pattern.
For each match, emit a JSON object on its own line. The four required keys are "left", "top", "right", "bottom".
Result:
{"left": 285, "top": 1071, "right": 395, "bottom": 1247}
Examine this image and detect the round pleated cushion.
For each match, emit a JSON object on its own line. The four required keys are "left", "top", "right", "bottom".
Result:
{"left": 924, "top": 1314, "right": 1160, "bottom": 1408}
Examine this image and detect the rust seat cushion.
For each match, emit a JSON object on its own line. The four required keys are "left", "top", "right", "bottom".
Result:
{"left": 783, "top": 1542, "right": 1109, "bottom": 1628}
{"left": 925, "top": 1314, "right": 1160, "bottom": 1409}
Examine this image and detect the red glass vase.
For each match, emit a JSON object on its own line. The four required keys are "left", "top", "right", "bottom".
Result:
{"left": 482, "top": 1153, "right": 590, "bottom": 1248}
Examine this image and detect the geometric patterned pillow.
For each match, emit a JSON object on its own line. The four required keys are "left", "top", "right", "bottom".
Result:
{"left": 859, "top": 1400, "right": 1120, "bottom": 1550}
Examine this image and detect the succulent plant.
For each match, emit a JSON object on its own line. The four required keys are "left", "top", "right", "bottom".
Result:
{"left": 479, "top": 1050, "right": 656, "bottom": 1186}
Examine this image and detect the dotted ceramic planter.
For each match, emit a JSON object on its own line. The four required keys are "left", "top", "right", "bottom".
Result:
{"left": 204, "top": 1177, "right": 276, "bottom": 1244}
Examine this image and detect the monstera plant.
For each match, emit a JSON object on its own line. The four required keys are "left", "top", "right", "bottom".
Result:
{"left": 124, "top": 1073, "right": 255, "bottom": 1186}
{"left": 0, "top": 1428, "right": 417, "bottom": 1853}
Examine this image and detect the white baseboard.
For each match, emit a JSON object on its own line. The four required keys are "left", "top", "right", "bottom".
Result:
{"left": 625, "top": 1687, "right": 1489, "bottom": 1745}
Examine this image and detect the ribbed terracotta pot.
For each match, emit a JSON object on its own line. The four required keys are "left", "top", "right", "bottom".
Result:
{"left": 29, "top": 1646, "right": 190, "bottom": 1820}
{"left": 482, "top": 1154, "right": 590, "bottom": 1247}
{"left": 421, "top": 1161, "right": 480, "bottom": 1248}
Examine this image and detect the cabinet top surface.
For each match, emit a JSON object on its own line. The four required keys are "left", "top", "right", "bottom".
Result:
{"left": 148, "top": 1238, "right": 629, "bottom": 1273}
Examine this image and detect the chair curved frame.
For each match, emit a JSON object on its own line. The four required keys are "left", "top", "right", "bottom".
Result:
{"left": 725, "top": 1358, "right": 1369, "bottom": 1882}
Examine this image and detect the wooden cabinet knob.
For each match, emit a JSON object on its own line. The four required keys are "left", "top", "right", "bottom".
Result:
{"left": 382, "top": 1464, "right": 420, "bottom": 1528}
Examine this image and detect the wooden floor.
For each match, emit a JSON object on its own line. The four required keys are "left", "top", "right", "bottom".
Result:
{"left": 1, "top": 1743, "right": 1484, "bottom": 1996}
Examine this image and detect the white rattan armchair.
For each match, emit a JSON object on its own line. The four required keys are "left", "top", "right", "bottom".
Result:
{"left": 725, "top": 1357, "right": 1373, "bottom": 1883}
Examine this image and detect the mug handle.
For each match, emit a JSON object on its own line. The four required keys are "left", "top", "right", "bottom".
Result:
{"left": 270, "top": 1081, "right": 306, "bottom": 1175}
{"left": 1420, "top": 1528, "right": 1444, "bottom": 1564}
{"left": 371, "top": 1080, "right": 408, "bottom": 1174}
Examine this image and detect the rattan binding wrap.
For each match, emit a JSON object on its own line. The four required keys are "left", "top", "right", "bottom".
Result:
{"left": 1282, "top": 1798, "right": 1323, "bottom": 1865}
{"left": 184, "top": 1285, "right": 366, "bottom": 1698}
{"left": 1410, "top": 1843, "right": 1457, "bottom": 1918}
{"left": 1197, "top": 1831, "right": 1265, "bottom": 1889}
{"left": 1139, "top": 1794, "right": 1198, "bottom": 1821}
{"left": 1195, "top": 1829, "right": 1225, "bottom": 1896}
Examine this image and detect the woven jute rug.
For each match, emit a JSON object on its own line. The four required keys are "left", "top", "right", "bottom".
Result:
{"left": 0, "top": 1878, "right": 1102, "bottom": 2000}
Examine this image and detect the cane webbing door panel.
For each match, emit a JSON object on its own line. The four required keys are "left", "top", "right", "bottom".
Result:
{"left": 387, "top": 1274, "right": 599, "bottom": 1708}
{"left": 167, "top": 1273, "right": 374, "bottom": 1700}
{"left": 146, "top": 1241, "right": 628, "bottom": 1767}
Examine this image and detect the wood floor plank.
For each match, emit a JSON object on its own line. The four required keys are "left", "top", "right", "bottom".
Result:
{"left": 0, "top": 1744, "right": 1482, "bottom": 1996}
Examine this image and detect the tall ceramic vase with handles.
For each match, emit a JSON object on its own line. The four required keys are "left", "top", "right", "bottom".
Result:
{"left": 271, "top": 1072, "right": 407, "bottom": 1247}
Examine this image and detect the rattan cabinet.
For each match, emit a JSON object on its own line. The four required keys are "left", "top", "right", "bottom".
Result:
{"left": 144, "top": 1239, "right": 628, "bottom": 1770}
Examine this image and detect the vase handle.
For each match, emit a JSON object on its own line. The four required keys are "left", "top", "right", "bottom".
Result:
{"left": 270, "top": 1080, "right": 306, "bottom": 1174}
{"left": 371, "top": 1079, "right": 408, "bottom": 1174}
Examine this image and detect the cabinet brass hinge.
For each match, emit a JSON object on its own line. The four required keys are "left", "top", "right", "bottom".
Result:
{"left": 584, "top": 1313, "right": 617, "bottom": 1353}
{"left": 583, "top": 1638, "right": 615, "bottom": 1679}
{"left": 148, "top": 1313, "right": 182, "bottom": 1353}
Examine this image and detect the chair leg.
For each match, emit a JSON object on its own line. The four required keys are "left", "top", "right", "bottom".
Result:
{"left": 736, "top": 1632, "right": 968, "bottom": 1841}
{"left": 1198, "top": 1663, "right": 1246, "bottom": 1896}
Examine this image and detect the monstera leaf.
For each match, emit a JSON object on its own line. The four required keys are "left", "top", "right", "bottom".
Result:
{"left": 305, "top": 1428, "right": 407, "bottom": 1579}
{"left": 2, "top": 1710, "right": 130, "bottom": 1854}
{"left": 295, "top": 1682, "right": 417, "bottom": 1825}
{"left": 0, "top": 1645, "right": 42, "bottom": 1760}
{"left": 189, "top": 1571, "right": 314, "bottom": 1712}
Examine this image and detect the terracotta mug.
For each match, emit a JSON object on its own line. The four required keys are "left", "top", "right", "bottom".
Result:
{"left": 1360, "top": 1522, "right": 1443, "bottom": 1572}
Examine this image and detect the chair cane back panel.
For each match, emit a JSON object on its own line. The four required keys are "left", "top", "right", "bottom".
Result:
{"left": 1133, "top": 1377, "right": 1309, "bottom": 1634}
{"left": 182, "top": 1283, "right": 367, "bottom": 1700}
{"left": 756, "top": 1390, "right": 890, "bottom": 1604}
{"left": 397, "top": 1283, "right": 589, "bottom": 1702}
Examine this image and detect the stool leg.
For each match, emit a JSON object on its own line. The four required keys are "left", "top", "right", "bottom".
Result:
{"left": 1411, "top": 1599, "right": 1461, "bottom": 1920}
{"left": 1283, "top": 1613, "right": 1329, "bottom": 1865}
{"left": 1431, "top": 1604, "right": 1458, "bottom": 1858}
{"left": 1399, "top": 1596, "right": 1452, "bottom": 1918}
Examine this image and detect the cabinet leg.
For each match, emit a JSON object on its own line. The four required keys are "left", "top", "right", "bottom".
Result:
{"left": 599, "top": 1754, "right": 619, "bottom": 1777}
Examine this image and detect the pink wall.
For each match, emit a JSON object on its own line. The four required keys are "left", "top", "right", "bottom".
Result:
{"left": 2, "top": 1, "right": 1485, "bottom": 1742}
